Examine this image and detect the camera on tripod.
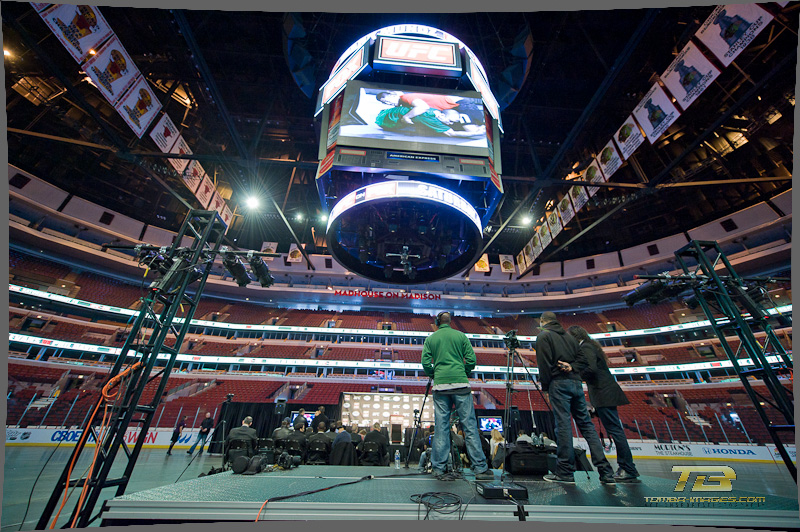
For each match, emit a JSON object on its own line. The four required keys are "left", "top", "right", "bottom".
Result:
{"left": 503, "top": 330, "right": 520, "bottom": 351}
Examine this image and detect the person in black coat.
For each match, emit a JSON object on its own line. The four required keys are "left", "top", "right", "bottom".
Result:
{"left": 226, "top": 416, "right": 259, "bottom": 457}
{"left": 310, "top": 406, "right": 329, "bottom": 433}
{"left": 535, "top": 312, "right": 615, "bottom": 484}
{"left": 359, "top": 422, "right": 389, "bottom": 465}
{"left": 285, "top": 424, "right": 309, "bottom": 461}
{"left": 567, "top": 325, "right": 640, "bottom": 482}
{"left": 306, "top": 422, "right": 331, "bottom": 463}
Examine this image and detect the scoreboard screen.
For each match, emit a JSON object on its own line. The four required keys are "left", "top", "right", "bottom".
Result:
{"left": 336, "top": 81, "right": 490, "bottom": 158}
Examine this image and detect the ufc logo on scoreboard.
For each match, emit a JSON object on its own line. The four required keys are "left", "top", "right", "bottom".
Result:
{"left": 671, "top": 466, "right": 737, "bottom": 492}
{"left": 377, "top": 36, "right": 458, "bottom": 66}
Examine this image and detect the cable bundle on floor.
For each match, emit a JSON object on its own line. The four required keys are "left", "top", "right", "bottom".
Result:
{"left": 410, "top": 492, "right": 463, "bottom": 520}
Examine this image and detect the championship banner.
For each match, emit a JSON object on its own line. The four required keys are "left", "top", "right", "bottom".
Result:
{"left": 326, "top": 91, "right": 344, "bottom": 151}
{"left": 660, "top": 41, "right": 721, "bottom": 111}
{"left": 168, "top": 136, "right": 192, "bottom": 174}
{"left": 287, "top": 243, "right": 304, "bottom": 263}
{"left": 613, "top": 116, "right": 646, "bottom": 160}
{"left": 81, "top": 35, "right": 139, "bottom": 105}
{"left": 220, "top": 204, "right": 234, "bottom": 228}
{"left": 632, "top": 83, "right": 680, "bottom": 144}
{"left": 195, "top": 174, "right": 215, "bottom": 208}
{"left": 557, "top": 193, "right": 576, "bottom": 227}
{"left": 149, "top": 112, "right": 180, "bottom": 152}
{"left": 695, "top": 4, "right": 774, "bottom": 67}
{"left": 537, "top": 221, "right": 553, "bottom": 249}
{"left": 516, "top": 250, "right": 527, "bottom": 273}
{"left": 114, "top": 75, "right": 161, "bottom": 138}
{"left": 498, "top": 254, "right": 515, "bottom": 273}
{"left": 260, "top": 242, "right": 278, "bottom": 261}
{"left": 582, "top": 160, "right": 606, "bottom": 197}
{"left": 207, "top": 191, "right": 225, "bottom": 213}
{"left": 597, "top": 139, "right": 622, "bottom": 179}
{"left": 474, "top": 253, "right": 490, "bottom": 272}
{"left": 545, "top": 210, "right": 563, "bottom": 240}
{"left": 182, "top": 160, "right": 205, "bottom": 194}
{"left": 38, "top": 4, "right": 114, "bottom": 63}
{"left": 569, "top": 184, "right": 589, "bottom": 212}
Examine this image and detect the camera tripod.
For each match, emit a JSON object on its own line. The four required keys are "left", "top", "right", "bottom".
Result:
{"left": 404, "top": 378, "right": 432, "bottom": 468}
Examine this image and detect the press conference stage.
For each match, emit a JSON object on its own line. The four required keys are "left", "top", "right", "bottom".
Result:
{"left": 97, "top": 464, "right": 796, "bottom": 527}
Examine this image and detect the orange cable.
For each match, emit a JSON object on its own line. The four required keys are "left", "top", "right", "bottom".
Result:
{"left": 51, "top": 362, "right": 143, "bottom": 528}
{"left": 255, "top": 499, "right": 269, "bottom": 522}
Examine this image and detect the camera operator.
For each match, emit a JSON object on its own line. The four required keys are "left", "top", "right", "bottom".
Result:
{"left": 566, "top": 325, "right": 640, "bottom": 483}
{"left": 421, "top": 311, "right": 494, "bottom": 482}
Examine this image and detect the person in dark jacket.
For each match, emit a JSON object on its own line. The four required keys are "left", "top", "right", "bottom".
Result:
{"left": 359, "top": 422, "right": 389, "bottom": 465}
{"left": 567, "top": 325, "right": 640, "bottom": 482}
{"left": 226, "top": 416, "right": 259, "bottom": 457}
{"left": 535, "top": 312, "right": 615, "bottom": 484}
{"left": 310, "top": 406, "right": 329, "bottom": 433}
{"left": 271, "top": 418, "right": 292, "bottom": 441}
{"left": 349, "top": 425, "right": 362, "bottom": 445}
{"left": 167, "top": 415, "right": 188, "bottom": 456}
{"left": 187, "top": 412, "right": 214, "bottom": 455}
{"left": 285, "top": 424, "right": 309, "bottom": 461}
{"left": 306, "top": 422, "right": 331, "bottom": 463}
{"left": 293, "top": 408, "right": 309, "bottom": 431}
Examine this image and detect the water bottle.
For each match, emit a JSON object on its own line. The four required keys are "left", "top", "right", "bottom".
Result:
{"left": 395, "top": 450, "right": 401, "bottom": 469}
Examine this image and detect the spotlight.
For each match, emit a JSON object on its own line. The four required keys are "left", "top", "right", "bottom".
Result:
{"left": 245, "top": 196, "right": 260, "bottom": 209}
{"left": 320, "top": 214, "right": 328, "bottom": 222}
{"left": 295, "top": 213, "right": 304, "bottom": 221}
{"left": 247, "top": 252, "right": 274, "bottom": 288}
{"left": 621, "top": 280, "right": 666, "bottom": 306}
{"left": 521, "top": 216, "right": 531, "bottom": 225}
{"left": 222, "top": 251, "right": 251, "bottom": 287}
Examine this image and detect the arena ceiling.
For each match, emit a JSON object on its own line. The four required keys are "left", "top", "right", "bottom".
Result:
{"left": 3, "top": 4, "right": 797, "bottom": 268}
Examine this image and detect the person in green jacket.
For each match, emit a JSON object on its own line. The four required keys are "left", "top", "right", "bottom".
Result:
{"left": 421, "top": 311, "right": 494, "bottom": 482}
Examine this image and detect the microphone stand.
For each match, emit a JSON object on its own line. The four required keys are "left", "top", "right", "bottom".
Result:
{"left": 404, "top": 378, "right": 432, "bottom": 469}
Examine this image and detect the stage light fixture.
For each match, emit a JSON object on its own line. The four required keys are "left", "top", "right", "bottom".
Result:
{"left": 247, "top": 252, "right": 274, "bottom": 288}
{"left": 245, "top": 196, "right": 260, "bottom": 209}
{"left": 521, "top": 216, "right": 531, "bottom": 225}
{"left": 320, "top": 214, "right": 328, "bottom": 222}
{"left": 222, "top": 252, "right": 251, "bottom": 287}
{"left": 295, "top": 213, "right": 304, "bottom": 221}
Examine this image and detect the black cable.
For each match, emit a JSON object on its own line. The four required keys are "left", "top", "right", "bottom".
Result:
{"left": 410, "top": 492, "right": 462, "bottom": 520}
{"left": 255, "top": 474, "right": 376, "bottom": 521}
{"left": 174, "top": 447, "right": 201, "bottom": 483}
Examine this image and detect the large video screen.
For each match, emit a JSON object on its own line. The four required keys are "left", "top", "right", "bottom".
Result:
{"left": 336, "top": 81, "right": 490, "bottom": 158}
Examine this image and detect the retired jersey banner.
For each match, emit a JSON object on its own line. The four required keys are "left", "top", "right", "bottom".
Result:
{"left": 545, "top": 210, "right": 563, "bottom": 240}
{"left": 516, "top": 250, "right": 527, "bottom": 273}
{"left": 149, "top": 113, "right": 180, "bottom": 152}
{"left": 39, "top": 4, "right": 114, "bottom": 63}
{"left": 474, "top": 253, "right": 490, "bottom": 272}
{"left": 537, "top": 222, "right": 553, "bottom": 250}
{"left": 182, "top": 160, "right": 205, "bottom": 194}
{"left": 287, "top": 243, "right": 304, "bottom": 263}
{"left": 582, "top": 161, "right": 606, "bottom": 197}
{"left": 168, "top": 136, "right": 192, "bottom": 174}
{"left": 195, "top": 174, "right": 215, "bottom": 208}
{"left": 499, "top": 254, "right": 515, "bottom": 273}
{"left": 260, "top": 242, "right": 278, "bottom": 261}
{"left": 632, "top": 83, "right": 680, "bottom": 144}
{"left": 660, "top": 41, "right": 721, "bottom": 111}
{"left": 696, "top": 4, "right": 774, "bottom": 67}
{"left": 569, "top": 184, "right": 589, "bottom": 212}
{"left": 114, "top": 76, "right": 161, "bottom": 138}
{"left": 613, "top": 116, "right": 645, "bottom": 160}
{"left": 523, "top": 237, "right": 537, "bottom": 266}
{"left": 597, "top": 140, "right": 622, "bottom": 179}
{"left": 81, "top": 35, "right": 139, "bottom": 105}
{"left": 557, "top": 193, "right": 576, "bottom": 227}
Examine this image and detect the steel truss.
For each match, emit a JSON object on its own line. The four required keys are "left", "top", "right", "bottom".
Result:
{"left": 36, "top": 210, "right": 228, "bottom": 529}
{"left": 642, "top": 240, "right": 794, "bottom": 481}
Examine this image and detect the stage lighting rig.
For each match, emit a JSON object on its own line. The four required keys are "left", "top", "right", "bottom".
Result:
{"left": 222, "top": 250, "right": 252, "bottom": 287}
{"left": 247, "top": 251, "right": 275, "bottom": 288}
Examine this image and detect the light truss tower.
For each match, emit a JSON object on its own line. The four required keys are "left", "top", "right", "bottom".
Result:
{"left": 673, "top": 240, "right": 794, "bottom": 481}
{"left": 36, "top": 210, "right": 228, "bottom": 529}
